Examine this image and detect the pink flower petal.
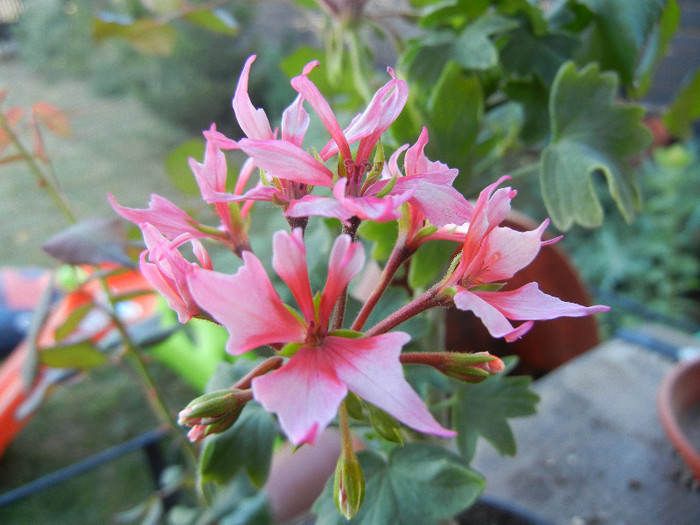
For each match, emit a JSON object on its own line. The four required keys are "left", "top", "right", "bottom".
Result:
{"left": 453, "top": 288, "right": 530, "bottom": 341}
{"left": 252, "top": 345, "right": 348, "bottom": 446}
{"left": 475, "top": 222, "right": 548, "bottom": 283}
{"left": 272, "top": 229, "right": 315, "bottom": 323}
{"left": 238, "top": 138, "right": 333, "bottom": 186}
{"left": 280, "top": 94, "right": 310, "bottom": 147}
{"left": 187, "top": 254, "right": 306, "bottom": 355}
{"left": 285, "top": 195, "right": 354, "bottom": 224}
{"left": 291, "top": 61, "right": 352, "bottom": 162}
{"left": 326, "top": 333, "right": 455, "bottom": 437}
{"left": 232, "top": 55, "right": 274, "bottom": 140}
{"left": 474, "top": 282, "right": 610, "bottom": 322}
{"left": 318, "top": 235, "right": 365, "bottom": 326}
{"left": 108, "top": 193, "right": 205, "bottom": 240}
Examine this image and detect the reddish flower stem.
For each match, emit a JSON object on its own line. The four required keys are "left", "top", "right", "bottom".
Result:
{"left": 351, "top": 239, "right": 414, "bottom": 332}
{"left": 364, "top": 287, "right": 443, "bottom": 336}
{"left": 234, "top": 356, "right": 285, "bottom": 390}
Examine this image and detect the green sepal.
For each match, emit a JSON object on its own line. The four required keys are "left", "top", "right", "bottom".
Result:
{"left": 366, "top": 403, "right": 403, "bottom": 445}
{"left": 279, "top": 342, "right": 302, "bottom": 357}
{"left": 329, "top": 329, "right": 364, "bottom": 339}
{"left": 344, "top": 392, "right": 365, "bottom": 421}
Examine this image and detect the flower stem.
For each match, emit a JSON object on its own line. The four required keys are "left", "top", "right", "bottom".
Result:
{"left": 365, "top": 287, "right": 442, "bottom": 336}
{"left": 0, "top": 112, "right": 77, "bottom": 223}
{"left": 351, "top": 240, "right": 413, "bottom": 331}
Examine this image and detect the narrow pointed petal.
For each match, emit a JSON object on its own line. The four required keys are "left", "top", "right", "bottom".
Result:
{"left": 252, "top": 346, "right": 348, "bottom": 446}
{"left": 326, "top": 333, "right": 455, "bottom": 437}
{"left": 318, "top": 235, "right": 365, "bottom": 326}
{"left": 285, "top": 195, "right": 354, "bottom": 224}
{"left": 333, "top": 179, "right": 413, "bottom": 223}
{"left": 272, "top": 229, "right": 315, "bottom": 323}
{"left": 281, "top": 94, "right": 310, "bottom": 147}
{"left": 187, "top": 254, "right": 306, "bottom": 355}
{"left": 393, "top": 175, "right": 474, "bottom": 228}
{"left": 232, "top": 55, "right": 274, "bottom": 140}
{"left": 238, "top": 138, "right": 333, "bottom": 186}
{"left": 291, "top": 61, "right": 352, "bottom": 161}
{"left": 474, "top": 282, "right": 610, "bottom": 322}
{"left": 189, "top": 137, "right": 228, "bottom": 203}
{"left": 108, "top": 193, "right": 205, "bottom": 239}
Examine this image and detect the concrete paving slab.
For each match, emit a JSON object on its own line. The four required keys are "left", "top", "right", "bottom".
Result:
{"left": 472, "top": 328, "right": 700, "bottom": 525}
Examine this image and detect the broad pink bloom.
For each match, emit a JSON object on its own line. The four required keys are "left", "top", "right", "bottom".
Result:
{"left": 139, "top": 224, "right": 212, "bottom": 323}
{"left": 439, "top": 176, "right": 609, "bottom": 342}
{"left": 187, "top": 229, "right": 454, "bottom": 446}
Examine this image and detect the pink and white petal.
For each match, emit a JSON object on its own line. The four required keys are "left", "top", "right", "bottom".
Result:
{"left": 291, "top": 61, "right": 352, "bottom": 162}
{"left": 473, "top": 282, "right": 610, "bottom": 322}
{"left": 285, "top": 195, "right": 354, "bottom": 224}
{"left": 281, "top": 94, "right": 310, "bottom": 147}
{"left": 325, "top": 333, "right": 455, "bottom": 438}
{"left": 203, "top": 126, "right": 239, "bottom": 150}
{"left": 108, "top": 193, "right": 204, "bottom": 239}
{"left": 140, "top": 256, "right": 195, "bottom": 323}
{"left": 187, "top": 254, "right": 306, "bottom": 355}
{"left": 232, "top": 55, "right": 274, "bottom": 140}
{"left": 189, "top": 140, "right": 228, "bottom": 203}
{"left": 272, "top": 229, "right": 315, "bottom": 323}
{"left": 318, "top": 235, "right": 365, "bottom": 326}
{"left": 476, "top": 223, "right": 547, "bottom": 283}
{"left": 238, "top": 138, "right": 333, "bottom": 186}
{"left": 252, "top": 346, "right": 347, "bottom": 446}
{"left": 393, "top": 177, "right": 473, "bottom": 228}
{"left": 453, "top": 288, "right": 530, "bottom": 342}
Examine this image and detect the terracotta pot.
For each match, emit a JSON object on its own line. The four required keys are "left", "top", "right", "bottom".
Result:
{"left": 657, "top": 355, "right": 700, "bottom": 482}
{"left": 445, "top": 210, "right": 601, "bottom": 377}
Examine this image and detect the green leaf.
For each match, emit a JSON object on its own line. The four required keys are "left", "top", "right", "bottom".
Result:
{"left": 53, "top": 302, "right": 94, "bottom": 342}
{"left": 500, "top": 25, "right": 579, "bottom": 85}
{"left": 452, "top": 357, "right": 539, "bottom": 462}
{"left": 93, "top": 17, "right": 177, "bottom": 57}
{"left": 199, "top": 401, "right": 277, "bottom": 488}
{"left": 40, "top": 340, "right": 107, "bottom": 369}
{"left": 408, "top": 240, "right": 455, "bottom": 290}
{"left": 165, "top": 139, "right": 205, "bottom": 196}
{"left": 575, "top": 0, "right": 666, "bottom": 85}
{"left": 313, "top": 444, "right": 485, "bottom": 524}
{"left": 356, "top": 220, "right": 398, "bottom": 261}
{"left": 183, "top": 8, "right": 238, "bottom": 36}
{"left": 426, "top": 61, "right": 483, "bottom": 189}
{"left": 631, "top": 0, "right": 680, "bottom": 98}
{"left": 541, "top": 62, "right": 651, "bottom": 230}
{"left": 452, "top": 12, "right": 519, "bottom": 70}
{"left": 663, "top": 68, "right": 700, "bottom": 139}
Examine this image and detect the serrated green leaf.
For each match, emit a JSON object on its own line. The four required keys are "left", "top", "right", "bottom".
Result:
{"left": 199, "top": 402, "right": 276, "bottom": 487}
{"left": 313, "top": 444, "right": 484, "bottom": 525}
{"left": 452, "top": 357, "right": 539, "bottom": 462}
{"left": 541, "top": 62, "right": 651, "bottom": 230}
{"left": 165, "top": 139, "right": 205, "bottom": 196}
{"left": 663, "top": 68, "right": 700, "bottom": 139}
{"left": 40, "top": 340, "right": 107, "bottom": 369}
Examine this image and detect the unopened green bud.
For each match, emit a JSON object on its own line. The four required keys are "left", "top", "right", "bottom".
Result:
{"left": 333, "top": 450, "right": 365, "bottom": 519}
{"left": 178, "top": 388, "right": 251, "bottom": 442}
{"left": 442, "top": 352, "right": 505, "bottom": 382}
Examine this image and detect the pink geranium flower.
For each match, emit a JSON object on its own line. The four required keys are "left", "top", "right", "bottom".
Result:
{"left": 439, "top": 176, "right": 609, "bottom": 341}
{"left": 187, "top": 229, "right": 454, "bottom": 446}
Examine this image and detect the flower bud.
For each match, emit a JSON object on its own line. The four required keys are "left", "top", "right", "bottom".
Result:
{"left": 401, "top": 351, "right": 505, "bottom": 383}
{"left": 441, "top": 351, "right": 505, "bottom": 382}
{"left": 333, "top": 450, "right": 365, "bottom": 519}
{"left": 178, "top": 388, "right": 252, "bottom": 442}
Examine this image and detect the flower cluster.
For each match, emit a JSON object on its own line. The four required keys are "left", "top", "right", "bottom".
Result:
{"left": 110, "top": 54, "right": 608, "bottom": 485}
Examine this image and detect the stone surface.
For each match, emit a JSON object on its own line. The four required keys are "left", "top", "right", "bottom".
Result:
{"left": 472, "top": 328, "right": 700, "bottom": 525}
